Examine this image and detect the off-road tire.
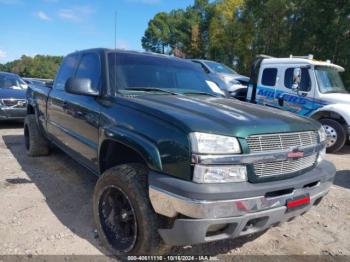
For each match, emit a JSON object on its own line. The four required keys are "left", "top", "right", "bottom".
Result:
{"left": 24, "top": 115, "right": 50, "bottom": 156}
{"left": 320, "top": 118, "right": 346, "bottom": 153}
{"left": 93, "top": 163, "right": 171, "bottom": 256}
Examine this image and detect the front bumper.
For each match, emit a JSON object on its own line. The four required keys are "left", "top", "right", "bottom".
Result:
{"left": 149, "top": 160, "right": 335, "bottom": 245}
{"left": 0, "top": 107, "right": 26, "bottom": 120}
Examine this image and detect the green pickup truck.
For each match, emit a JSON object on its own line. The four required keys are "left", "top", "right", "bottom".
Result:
{"left": 25, "top": 48, "right": 336, "bottom": 255}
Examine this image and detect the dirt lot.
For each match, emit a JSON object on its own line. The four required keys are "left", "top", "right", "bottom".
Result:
{"left": 0, "top": 122, "right": 349, "bottom": 258}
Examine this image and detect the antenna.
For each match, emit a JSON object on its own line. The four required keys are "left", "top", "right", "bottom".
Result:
{"left": 114, "top": 11, "right": 117, "bottom": 51}
{"left": 114, "top": 11, "right": 117, "bottom": 93}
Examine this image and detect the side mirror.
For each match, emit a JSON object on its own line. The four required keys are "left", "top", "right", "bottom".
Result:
{"left": 65, "top": 77, "right": 99, "bottom": 96}
{"left": 292, "top": 68, "right": 302, "bottom": 91}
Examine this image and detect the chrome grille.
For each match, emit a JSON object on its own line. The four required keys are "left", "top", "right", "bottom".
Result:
{"left": 246, "top": 131, "right": 318, "bottom": 153}
{"left": 247, "top": 131, "right": 318, "bottom": 177}
{"left": 253, "top": 154, "right": 317, "bottom": 177}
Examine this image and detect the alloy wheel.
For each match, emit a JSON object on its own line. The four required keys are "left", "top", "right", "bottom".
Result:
{"left": 98, "top": 185, "right": 137, "bottom": 253}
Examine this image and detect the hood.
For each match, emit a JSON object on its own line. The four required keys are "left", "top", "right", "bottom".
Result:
{"left": 321, "top": 93, "right": 350, "bottom": 105}
{"left": 124, "top": 95, "right": 320, "bottom": 138}
{"left": 0, "top": 88, "right": 26, "bottom": 100}
{"left": 218, "top": 72, "right": 249, "bottom": 82}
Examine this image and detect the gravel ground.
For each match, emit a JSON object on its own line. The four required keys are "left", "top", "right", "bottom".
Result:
{"left": 0, "top": 122, "right": 349, "bottom": 259}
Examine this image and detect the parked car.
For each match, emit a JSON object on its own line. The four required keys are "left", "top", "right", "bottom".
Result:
{"left": 25, "top": 48, "right": 335, "bottom": 255}
{"left": 23, "top": 77, "right": 54, "bottom": 88}
{"left": 191, "top": 59, "right": 249, "bottom": 100}
{"left": 0, "top": 71, "right": 27, "bottom": 120}
{"left": 246, "top": 55, "right": 350, "bottom": 153}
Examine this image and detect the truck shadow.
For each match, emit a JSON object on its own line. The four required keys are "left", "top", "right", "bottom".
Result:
{"left": 333, "top": 170, "right": 350, "bottom": 189}
{"left": 0, "top": 120, "right": 23, "bottom": 129}
{"left": 2, "top": 134, "right": 279, "bottom": 256}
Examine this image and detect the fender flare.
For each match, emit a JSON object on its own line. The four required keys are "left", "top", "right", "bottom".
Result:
{"left": 99, "top": 126, "right": 162, "bottom": 173}
{"left": 310, "top": 104, "right": 350, "bottom": 126}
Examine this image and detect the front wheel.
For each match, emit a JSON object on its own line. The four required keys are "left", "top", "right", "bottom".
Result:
{"left": 319, "top": 118, "right": 346, "bottom": 153}
{"left": 93, "top": 163, "right": 170, "bottom": 255}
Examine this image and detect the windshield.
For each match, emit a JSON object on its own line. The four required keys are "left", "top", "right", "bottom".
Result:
{"left": 108, "top": 53, "right": 219, "bottom": 95}
{"left": 0, "top": 74, "right": 26, "bottom": 90}
{"left": 204, "top": 61, "right": 238, "bottom": 75}
{"left": 315, "top": 66, "right": 348, "bottom": 94}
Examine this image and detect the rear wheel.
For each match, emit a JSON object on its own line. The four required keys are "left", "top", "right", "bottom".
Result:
{"left": 24, "top": 115, "right": 50, "bottom": 156}
{"left": 319, "top": 118, "right": 346, "bottom": 153}
{"left": 93, "top": 163, "right": 170, "bottom": 255}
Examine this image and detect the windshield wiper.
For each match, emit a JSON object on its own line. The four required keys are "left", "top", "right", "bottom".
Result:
{"left": 323, "top": 90, "right": 347, "bottom": 94}
{"left": 125, "top": 87, "right": 180, "bottom": 95}
{"left": 182, "top": 91, "right": 219, "bottom": 97}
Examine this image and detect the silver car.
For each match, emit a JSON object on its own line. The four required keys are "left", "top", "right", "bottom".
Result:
{"left": 191, "top": 59, "right": 249, "bottom": 99}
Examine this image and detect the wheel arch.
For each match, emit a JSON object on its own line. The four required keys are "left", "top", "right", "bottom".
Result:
{"left": 98, "top": 127, "right": 162, "bottom": 175}
{"left": 310, "top": 103, "right": 350, "bottom": 126}
{"left": 27, "top": 104, "right": 35, "bottom": 115}
{"left": 310, "top": 109, "right": 347, "bottom": 125}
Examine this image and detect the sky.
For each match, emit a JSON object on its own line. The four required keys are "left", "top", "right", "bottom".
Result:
{"left": 0, "top": 0, "right": 193, "bottom": 63}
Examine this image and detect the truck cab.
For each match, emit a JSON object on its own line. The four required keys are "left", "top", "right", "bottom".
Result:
{"left": 247, "top": 55, "right": 350, "bottom": 153}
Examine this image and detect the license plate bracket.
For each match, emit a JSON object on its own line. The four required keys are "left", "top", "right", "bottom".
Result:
{"left": 286, "top": 194, "right": 310, "bottom": 212}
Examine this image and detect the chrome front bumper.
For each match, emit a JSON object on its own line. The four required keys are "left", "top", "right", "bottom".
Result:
{"left": 149, "top": 179, "right": 332, "bottom": 219}
{"left": 149, "top": 160, "right": 335, "bottom": 246}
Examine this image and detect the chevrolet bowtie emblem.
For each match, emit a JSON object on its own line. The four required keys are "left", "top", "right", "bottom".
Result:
{"left": 287, "top": 148, "right": 304, "bottom": 159}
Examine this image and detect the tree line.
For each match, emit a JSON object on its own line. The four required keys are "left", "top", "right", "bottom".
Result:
{"left": 0, "top": 55, "right": 63, "bottom": 79}
{"left": 142, "top": 0, "right": 350, "bottom": 89}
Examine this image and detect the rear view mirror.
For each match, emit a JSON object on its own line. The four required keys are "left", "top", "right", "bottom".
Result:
{"left": 65, "top": 77, "right": 99, "bottom": 96}
{"left": 292, "top": 68, "right": 302, "bottom": 91}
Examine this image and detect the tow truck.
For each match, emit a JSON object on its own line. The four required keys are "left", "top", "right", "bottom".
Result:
{"left": 247, "top": 55, "right": 350, "bottom": 153}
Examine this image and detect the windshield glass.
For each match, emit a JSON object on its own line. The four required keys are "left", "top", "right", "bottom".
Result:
{"left": 108, "top": 52, "right": 219, "bottom": 95}
{"left": 204, "top": 61, "right": 237, "bottom": 75}
{"left": 0, "top": 74, "right": 26, "bottom": 90}
{"left": 315, "top": 66, "right": 347, "bottom": 94}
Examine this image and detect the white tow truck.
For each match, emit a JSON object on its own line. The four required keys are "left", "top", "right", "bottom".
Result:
{"left": 247, "top": 55, "right": 350, "bottom": 153}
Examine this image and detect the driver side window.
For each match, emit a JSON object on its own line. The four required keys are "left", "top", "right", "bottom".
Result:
{"left": 75, "top": 53, "right": 101, "bottom": 91}
{"left": 284, "top": 68, "right": 311, "bottom": 92}
{"left": 54, "top": 54, "right": 79, "bottom": 90}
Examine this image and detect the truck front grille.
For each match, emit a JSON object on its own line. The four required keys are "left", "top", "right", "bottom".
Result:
{"left": 246, "top": 131, "right": 318, "bottom": 153}
{"left": 253, "top": 154, "right": 317, "bottom": 177}
{"left": 246, "top": 131, "right": 318, "bottom": 177}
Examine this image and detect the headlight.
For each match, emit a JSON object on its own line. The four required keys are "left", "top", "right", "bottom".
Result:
{"left": 318, "top": 126, "right": 327, "bottom": 143}
{"left": 190, "top": 132, "right": 241, "bottom": 154}
{"left": 229, "top": 80, "right": 240, "bottom": 85}
{"left": 193, "top": 165, "right": 247, "bottom": 183}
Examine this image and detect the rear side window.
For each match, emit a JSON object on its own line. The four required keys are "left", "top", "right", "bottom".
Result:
{"left": 284, "top": 68, "right": 311, "bottom": 92}
{"left": 262, "top": 68, "right": 277, "bottom": 86}
{"left": 54, "top": 54, "right": 79, "bottom": 90}
{"left": 75, "top": 53, "right": 101, "bottom": 91}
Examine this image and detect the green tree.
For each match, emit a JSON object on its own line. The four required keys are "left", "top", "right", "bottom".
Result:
{"left": 0, "top": 55, "right": 63, "bottom": 79}
{"left": 142, "top": 12, "right": 171, "bottom": 54}
{"left": 141, "top": 0, "right": 350, "bottom": 89}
